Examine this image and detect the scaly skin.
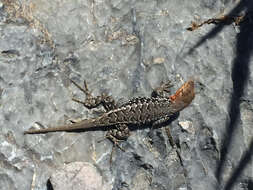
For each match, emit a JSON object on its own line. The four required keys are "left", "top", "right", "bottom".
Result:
{"left": 24, "top": 80, "right": 195, "bottom": 136}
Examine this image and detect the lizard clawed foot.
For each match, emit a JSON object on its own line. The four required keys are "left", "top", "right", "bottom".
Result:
{"left": 70, "top": 79, "right": 117, "bottom": 111}
{"left": 165, "top": 127, "right": 184, "bottom": 166}
{"left": 70, "top": 79, "right": 98, "bottom": 109}
{"left": 97, "top": 133, "right": 125, "bottom": 152}
{"left": 97, "top": 134, "right": 125, "bottom": 152}
{"left": 152, "top": 80, "right": 173, "bottom": 97}
{"left": 70, "top": 79, "right": 92, "bottom": 97}
{"left": 97, "top": 133, "right": 126, "bottom": 163}
{"left": 106, "top": 134, "right": 126, "bottom": 164}
{"left": 107, "top": 135, "right": 125, "bottom": 152}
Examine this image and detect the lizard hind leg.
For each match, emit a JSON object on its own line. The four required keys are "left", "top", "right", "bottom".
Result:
{"left": 106, "top": 132, "right": 126, "bottom": 164}
{"left": 106, "top": 125, "right": 131, "bottom": 163}
{"left": 151, "top": 80, "right": 173, "bottom": 98}
{"left": 97, "top": 130, "right": 125, "bottom": 164}
{"left": 97, "top": 125, "right": 130, "bottom": 163}
{"left": 97, "top": 125, "right": 130, "bottom": 152}
{"left": 70, "top": 79, "right": 116, "bottom": 111}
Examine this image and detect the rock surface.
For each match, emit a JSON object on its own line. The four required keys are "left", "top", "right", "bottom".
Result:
{"left": 0, "top": 0, "right": 252, "bottom": 190}
{"left": 50, "top": 162, "right": 110, "bottom": 190}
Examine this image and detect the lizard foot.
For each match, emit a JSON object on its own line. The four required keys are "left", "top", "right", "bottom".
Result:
{"left": 70, "top": 79, "right": 116, "bottom": 111}
{"left": 97, "top": 132, "right": 126, "bottom": 164}
{"left": 106, "top": 134, "right": 126, "bottom": 164}
{"left": 152, "top": 80, "right": 173, "bottom": 97}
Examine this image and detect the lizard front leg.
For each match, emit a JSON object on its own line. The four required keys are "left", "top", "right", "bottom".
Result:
{"left": 151, "top": 81, "right": 177, "bottom": 150}
{"left": 151, "top": 80, "right": 173, "bottom": 98}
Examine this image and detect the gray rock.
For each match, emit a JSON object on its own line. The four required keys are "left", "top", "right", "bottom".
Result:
{"left": 50, "top": 162, "right": 111, "bottom": 190}
{"left": 0, "top": 0, "right": 252, "bottom": 190}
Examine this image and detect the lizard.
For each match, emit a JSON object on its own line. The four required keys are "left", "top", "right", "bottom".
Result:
{"left": 24, "top": 79, "right": 195, "bottom": 150}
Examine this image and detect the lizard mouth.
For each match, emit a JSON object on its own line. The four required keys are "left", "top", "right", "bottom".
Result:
{"left": 169, "top": 80, "right": 195, "bottom": 111}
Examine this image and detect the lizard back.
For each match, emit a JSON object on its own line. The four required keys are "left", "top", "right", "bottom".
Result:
{"left": 95, "top": 97, "right": 174, "bottom": 126}
{"left": 24, "top": 80, "right": 194, "bottom": 134}
{"left": 95, "top": 80, "right": 195, "bottom": 126}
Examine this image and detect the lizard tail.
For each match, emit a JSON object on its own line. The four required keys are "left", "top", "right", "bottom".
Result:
{"left": 24, "top": 119, "right": 98, "bottom": 134}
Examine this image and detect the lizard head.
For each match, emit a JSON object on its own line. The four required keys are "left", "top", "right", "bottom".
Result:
{"left": 169, "top": 80, "right": 195, "bottom": 111}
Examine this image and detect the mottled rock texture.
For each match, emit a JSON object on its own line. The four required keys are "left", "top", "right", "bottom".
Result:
{"left": 0, "top": 0, "right": 252, "bottom": 190}
{"left": 50, "top": 162, "right": 111, "bottom": 190}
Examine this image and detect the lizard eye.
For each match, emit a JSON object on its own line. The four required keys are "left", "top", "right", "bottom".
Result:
{"left": 169, "top": 80, "right": 195, "bottom": 110}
